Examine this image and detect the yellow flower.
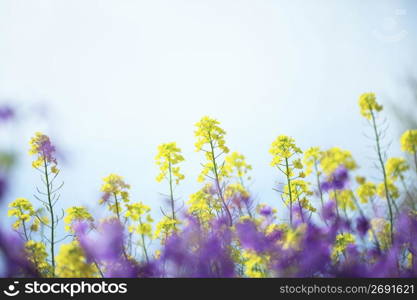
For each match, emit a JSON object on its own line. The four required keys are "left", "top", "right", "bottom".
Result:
{"left": 187, "top": 184, "right": 221, "bottom": 224}
{"left": 223, "top": 151, "right": 252, "bottom": 179}
{"left": 303, "top": 147, "right": 322, "bottom": 176}
{"left": 56, "top": 241, "right": 99, "bottom": 278}
{"left": 99, "top": 174, "right": 131, "bottom": 215}
{"left": 400, "top": 129, "right": 417, "bottom": 154}
{"left": 8, "top": 198, "right": 36, "bottom": 229}
{"left": 331, "top": 190, "right": 356, "bottom": 211}
{"left": 320, "top": 147, "right": 357, "bottom": 175}
{"left": 194, "top": 116, "right": 229, "bottom": 154}
{"left": 155, "top": 142, "right": 185, "bottom": 184}
{"left": 385, "top": 157, "right": 409, "bottom": 181}
{"left": 64, "top": 206, "right": 93, "bottom": 232}
{"left": 358, "top": 92, "right": 383, "bottom": 120}
{"left": 25, "top": 240, "right": 51, "bottom": 276}
{"left": 125, "top": 202, "right": 153, "bottom": 238}
{"left": 154, "top": 217, "right": 181, "bottom": 241}
{"left": 194, "top": 116, "right": 230, "bottom": 183}
{"left": 370, "top": 218, "right": 391, "bottom": 250}
{"left": 269, "top": 135, "right": 302, "bottom": 166}
{"left": 282, "top": 224, "right": 306, "bottom": 250}
{"left": 332, "top": 233, "right": 355, "bottom": 261}
{"left": 241, "top": 251, "right": 270, "bottom": 278}
{"left": 284, "top": 180, "right": 316, "bottom": 212}
{"left": 356, "top": 181, "right": 377, "bottom": 203}
{"left": 28, "top": 132, "right": 57, "bottom": 169}
{"left": 377, "top": 180, "right": 399, "bottom": 200}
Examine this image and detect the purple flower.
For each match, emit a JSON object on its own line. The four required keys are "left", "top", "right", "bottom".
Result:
{"left": 0, "top": 230, "right": 37, "bottom": 277}
{"left": 0, "top": 106, "right": 14, "bottom": 122}
{"left": 236, "top": 220, "right": 270, "bottom": 253}
{"left": 321, "top": 165, "right": 349, "bottom": 192}
{"left": 356, "top": 216, "right": 370, "bottom": 237}
{"left": 74, "top": 219, "right": 125, "bottom": 263}
{"left": 160, "top": 216, "right": 235, "bottom": 277}
{"left": 259, "top": 205, "right": 273, "bottom": 217}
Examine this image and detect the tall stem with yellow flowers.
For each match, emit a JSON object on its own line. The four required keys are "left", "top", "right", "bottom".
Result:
{"left": 208, "top": 135, "right": 233, "bottom": 226}
{"left": 370, "top": 110, "right": 394, "bottom": 243}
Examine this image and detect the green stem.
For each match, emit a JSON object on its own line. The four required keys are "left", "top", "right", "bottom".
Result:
{"left": 138, "top": 218, "right": 150, "bottom": 264}
{"left": 208, "top": 135, "right": 233, "bottom": 226}
{"left": 43, "top": 158, "right": 55, "bottom": 277}
{"left": 370, "top": 110, "right": 394, "bottom": 244}
{"left": 168, "top": 160, "right": 176, "bottom": 220}
{"left": 285, "top": 158, "right": 293, "bottom": 227}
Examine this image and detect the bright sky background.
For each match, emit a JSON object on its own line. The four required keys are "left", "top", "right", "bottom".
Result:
{"left": 1, "top": 0, "right": 417, "bottom": 224}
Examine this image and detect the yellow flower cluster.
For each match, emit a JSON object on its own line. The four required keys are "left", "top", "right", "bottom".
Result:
{"left": 281, "top": 224, "right": 306, "bottom": 250}
{"left": 303, "top": 146, "right": 322, "bottom": 176}
{"left": 195, "top": 116, "right": 230, "bottom": 182}
{"left": 64, "top": 206, "right": 94, "bottom": 232}
{"left": 223, "top": 151, "right": 252, "bottom": 179}
{"left": 125, "top": 202, "right": 153, "bottom": 237}
{"left": 241, "top": 251, "right": 270, "bottom": 278}
{"left": 356, "top": 180, "right": 377, "bottom": 203}
{"left": 269, "top": 135, "right": 302, "bottom": 167}
{"left": 400, "top": 129, "right": 417, "bottom": 154}
{"left": 284, "top": 180, "right": 316, "bottom": 212}
{"left": 194, "top": 116, "right": 229, "bottom": 154}
{"left": 187, "top": 185, "right": 221, "bottom": 224}
{"left": 155, "top": 142, "right": 185, "bottom": 184}
{"left": 385, "top": 157, "right": 409, "bottom": 181}
{"left": 56, "top": 241, "right": 99, "bottom": 278}
{"left": 332, "top": 233, "right": 355, "bottom": 261}
{"left": 331, "top": 190, "right": 355, "bottom": 211}
{"left": 100, "top": 174, "right": 131, "bottom": 214}
{"left": 28, "top": 132, "right": 58, "bottom": 171}
{"left": 370, "top": 218, "right": 391, "bottom": 250}
{"left": 25, "top": 240, "right": 51, "bottom": 276}
{"left": 8, "top": 198, "right": 36, "bottom": 230}
{"left": 154, "top": 216, "right": 181, "bottom": 241}
{"left": 320, "top": 147, "right": 357, "bottom": 175}
{"left": 358, "top": 92, "right": 383, "bottom": 120}
{"left": 377, "top": 180, "right": 399, "bottom": 200}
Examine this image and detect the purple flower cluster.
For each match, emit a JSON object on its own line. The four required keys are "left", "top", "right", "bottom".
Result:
{"left": 321, "top": 166, "right": 349, "bottom": 192}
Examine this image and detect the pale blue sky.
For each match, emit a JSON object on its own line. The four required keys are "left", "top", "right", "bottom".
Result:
{"left": 0, "top": 0, "right": 416, "bottom": 224}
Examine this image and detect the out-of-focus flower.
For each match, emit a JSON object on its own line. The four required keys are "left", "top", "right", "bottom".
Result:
{"left": 358, "top": 92, "right": 383, "bottom": 120}
{"left": 320, "top": 148, "right": 357, "bottom": 176}
{"left": 64, "top": 206, "right": 93, "bottom": 232}
{"left": 321, "top": 165, "right": 349, "bottom": 192}
{"left": 0, "top": 230, "right": 37, "bottom": 277}
{"left": 99, "top": 174, "right": 130, "bottom": 216}
{"left": 377, "top": 180, "right": 399, "bottom": 200}
{"left": 356, "top": 180, "right": 377, "bottom": 203}
{"left": 0, "top": 106, "right": 14, "bottom": 122}
{"left": 25, "top": 240, "right": 51, "bottom": 276}
{"left": 223, "top": 151, "right": 252, "bottom": 179}
{"left": 29, "top": 132, "right": 58, "bottom": 170}
{"left": 56, "top": 241, "right": 99, "bottom": 278}
{"left": 73, "top": 219, "right": 125, "bottom": 263}
{"left": 400, "top": 129, "right": 417, "bottom": 154}
{"left": 154, "top": 217, "right": 180, "bottom": 241}
{"left": 356, "top": 216, "right": 370, "bottom": 237}
{"left": 160, "top": 216, "right": 234, "bottom": 277}
{"left": 303, "top": 146, "right": 322, "bottom": 176}
{"left": 332, "top": 233, "right": 355, "bottom": 262}
{"left": 385, "top": 157, "right": 409, "bottom": 181}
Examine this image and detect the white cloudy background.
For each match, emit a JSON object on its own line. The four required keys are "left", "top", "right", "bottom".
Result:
{"left": 0, "top": 0, "right": 416, "bottom": 223}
